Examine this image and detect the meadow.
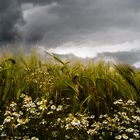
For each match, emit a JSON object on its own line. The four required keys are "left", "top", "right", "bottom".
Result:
{"left": 0, "top": 51, "right": 140, "bottom": 140}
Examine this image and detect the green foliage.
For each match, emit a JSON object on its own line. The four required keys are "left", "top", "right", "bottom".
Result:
{"left": 0, "top": 97, "right": 140, "bottom": 140}
{"left": 0, "top": 52, "right": 140, "bottom": 113}
{"left": 0, "top": 51, "right": 140, "bottom": 139}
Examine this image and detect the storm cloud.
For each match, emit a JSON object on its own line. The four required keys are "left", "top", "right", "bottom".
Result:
{"left": 1, "top": 0, "right": 140, "bottom": 45}
{"left": 96, "top": 50, "right": 140, "bottom": 66}
{"left": 19, "top": 0, "right": 140, "bottom": 46}
{"left": 0, "top": 0, "right": 21, "bottom": 43}
{"left": 0, "top": 0, "right": 140, "bottom": 66}
{"left": 0, "top": 0, "right": 54, "bottom": 44}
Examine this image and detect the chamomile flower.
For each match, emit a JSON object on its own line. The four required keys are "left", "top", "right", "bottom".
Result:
{"left": 56, "top": 105, "right": 63, "bottom": 111}
{"left": 31, "top": 137, "right": 39, "bottom": 140}
{"left": 122, "top": 134, "right": 129, "bottom": 139}
{"left": 71, "top": 118, "right": 80, "bottom": 126}
{"left": 51, "top": 105, "right": 56, "bottom": 110}
{"left": 115, "top": 135, "right": 122, "bottom": 139}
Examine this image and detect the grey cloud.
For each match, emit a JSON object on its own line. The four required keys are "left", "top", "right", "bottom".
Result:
{"left": 18, "top": 0, "right": 140, "bottom": 47}
{"left": 1, "top": 0, "right": 140, "bottom": 48}
{"left": 22, "top": 0, "right": 53, "bottom": 5}
{"left": 0, "top": 0, "right": 140, "bottom": 69}
{"left": 0, "top": 0, "right": 56, "bottom": 44}
{"left": 0, "top": 0, "right": 22, "bottom": 43}
{"left": 96, "top": 50, "right": 140, "bottom": 66}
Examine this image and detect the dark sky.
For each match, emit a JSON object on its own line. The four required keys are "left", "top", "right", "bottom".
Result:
{"left": 0, "top": 0, "right": 140, "bottom": 67}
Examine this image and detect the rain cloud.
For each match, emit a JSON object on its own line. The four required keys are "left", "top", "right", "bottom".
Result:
{"left": 0, "top": 0, "right": 140, "bottom": 66}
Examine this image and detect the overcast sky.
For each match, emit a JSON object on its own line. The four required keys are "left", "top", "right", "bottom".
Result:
{"left": 0, "top": 0, "right": 140, "bottom": 67}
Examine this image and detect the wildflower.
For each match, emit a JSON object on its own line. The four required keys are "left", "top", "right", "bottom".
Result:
{"left": 102, "top": 132, "right": 105, "bottom": 136}
{"left": 30, "top": 108, "right": 36, "bottom": 114}
{"left": 20, "top": 93, "right": 25, "bottom": 98}
{"left": 113, "top": 116, "right": 120, "bottom": 122}
{"left": 68, "top": 113, "right": 74, "bottom": 119}
{"left": 113, "top": 99, "right": 123, "bottom": 105}
{"left": 87, "top": 129, "right": 97, "bottom": 135}
{"left": 39, "top": 105, "right": 46, "bottom": 111}
{"left": 23, "top": 135, "right": 30, "bottom": 140}
{"left": 121, "top": 112, "right": 127, "bottom": 116}
{"left": 65, "top": 124, "right": 72, "bottom": 130}
{"left": 71, "top": 118, "right": 80, "bottom": 126}
{"left": 66, "top": 97, "right": 70, "bottom": 100}
{"left": 49, "top": 100, "right": 53, "bottom": 104}
{"left": 17, "top": 118, "right": 23, "bottom": 125}
{"left": 91, "top": 122, "right": 100, "bottom": 128}
{"left": 133, "top": 132, "right": 140, "bottom": 138}
{"left": 4, "top": 111, "right": 11, "bottom": 116}
{"left": 126, "top": 100, "right": 136, "bottom": 106}
{"left": 39, "top": 85, "right": 42, "bottom": 88}
{"left": 0, "top": 125, "right": 4, "bottom": 131}
{"left": 65, "top": 135, "right": 70, "bottom": 139}
{"left": 99, "top": 114, "right": 103, "bottom": 119}
{"left": 52, "top": 131, "right": 58, "bottom": 137}
{"left": 31, "top": 137, "right": 39, "bottom": 140}
{"left": 122, "top": 134, "right": 129, "bottom": 139}
{"left": 47, "top": 111, "right": 53, "bottom": 114}
{"left": 10, "top": 102, "right": 17, "bottom": 108}
{"left": 51, "top": 105, "right": 56, "bottom": 110}
{"left": 3, "top": 116, "right": 12, "bottom": 123}
{"left": 12, "top": 112, "right": 20, "bottom": 117}
{"left": 24, "top": 95, "right": 32, "bottom": 103}
{"left": 136, "top": 108, "right": 140, "bottom": 113}
{"left": 99, "top": 136, "right": 103, "bottom": 140}
{"left": 103, "top": 120, "right": 108, "bottom": 124}
{"left": 103, "top": 114, "right": 108, "bottom": 118}
{"left": 66, "top": 117, "right": 72, "bottom": 122}
{"left": 125, "top": 128, "right": 134, "bottom": 133}
{"left": 132, "top": 120, "right": 137, "bottom": 124}
{"left": 30, "top": 102, "right": 36, "bottom": 108}
{"left": 132, "top": 115, "right": 140, "bottom": 122}
{"left": 37, "top": 101, "right": 41, "bottom": 105}
{"left": 90, "top": 115, "right": 95, "bottom": 119}
{"left": 19, "top": 111, "right": 23, "bottom": 115}
{"left": 115, "top": 135, "right": 122, "bottom": 139}
{"left": 33, "top": 79, "right": 37, "bottom": 83}
{"left": 18, "top": 118, "right": 27, "bottom": 125}
{"left": 57, "top": 118, "right": 61, "bottom": 122}
{"left": 40, "top": 119, "right": 46, "bottom": 125}
{"left": 1, "top": 131, "right": 7, "bottom": 137}
{"left": 56, "top": 105, "right": 63, "bottom": 111}
{"left": 81, "top": 118, "right": 89, "bottom": 127}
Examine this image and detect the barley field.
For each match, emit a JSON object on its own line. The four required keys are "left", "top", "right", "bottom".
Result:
{"left": 0, "top": 51, "right": 140, "bottom": 140}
